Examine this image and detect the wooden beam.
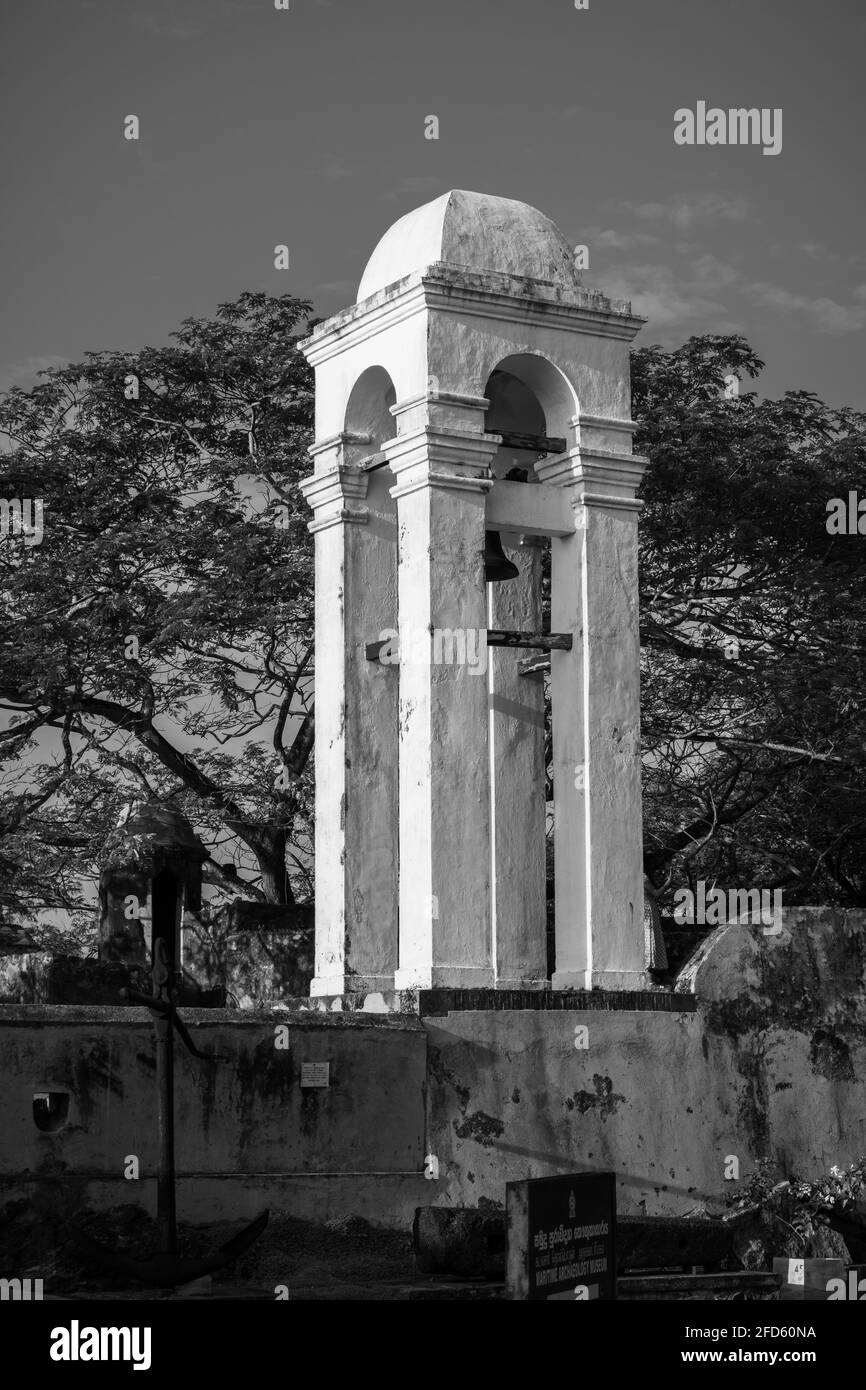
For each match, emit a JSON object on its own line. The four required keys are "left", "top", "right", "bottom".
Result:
{"left": 487, "top": 631, "right": 572, "bottom": 651}
{"left": 495, "top": 430, "right": 567, "bottom": 455}
{"left": 366, "top": 631, "right": 572, "bottom": 662}
{"left": 518, "top": 654, "right": 550, "bottom": 678}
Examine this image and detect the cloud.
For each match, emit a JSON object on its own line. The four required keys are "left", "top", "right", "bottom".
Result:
{"left": 0, "top": 356, "right": 70, "bottom": 393}
{"left": 386, "top": 176, "right": 444, "bottom": 201}
{"left": 582, "top": 227, "right": 663, "bottom": 252}
{"left": 598, "top": 262, "right": 732, "bottom": 333}
{"left": 129, "top": 11, "right": 198, "bottom": 39}
{"left": 745, "top": 283, "right": 866, "bottom": 334}
{"left": 591, "top": 221, "right": 865, "bottom": 339}
{"left": 314, "top": 279, "right": 356, "bottom": 302}
{"left": 798, "top": 240, "right": 840, "bottom": 263}
{"left": 321, "top": 155, "right": 359, "bottom": 182}
{"left": 688, "top": 253, "right": 741, "bottom": 289}
{"left": 619, "top": 191, "right": 751, "bottom": 232}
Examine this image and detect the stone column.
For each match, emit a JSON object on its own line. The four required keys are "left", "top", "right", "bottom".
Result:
{"left": 384, "top": 425, "right": 499, "bottom": 991}
{"left": 300, "top": 437, "right": 399, "bottom": 997}
{"left": 539, "top": 424, "right": 648, "bottom": 989}
{"left": 488, "top": 538, "right": 548, "bottom": 988}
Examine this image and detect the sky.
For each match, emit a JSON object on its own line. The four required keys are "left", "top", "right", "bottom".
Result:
{"left": 1, "top": 0, "right": 865, "bottom": 408}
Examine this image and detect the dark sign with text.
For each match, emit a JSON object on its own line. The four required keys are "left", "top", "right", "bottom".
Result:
{"left": 506, "top": 1172, "right": 616, "bottom": 1300}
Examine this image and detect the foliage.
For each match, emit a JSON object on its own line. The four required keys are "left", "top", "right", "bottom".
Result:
{"left": 3, "top": 316, "right": 866, "bottom": 947}
{"left": 730, "top": 1155, "right": 866, "bottom": 1249}
{"left": 0, "top": 291, "right": 316, "bottom": 931}
{"left": 633, "top": 335, "right": 866, "bottom": 906}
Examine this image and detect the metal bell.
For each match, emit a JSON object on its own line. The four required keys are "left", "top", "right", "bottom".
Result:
{"left": 484, "top": 530, "right": 520, "bottom": 583}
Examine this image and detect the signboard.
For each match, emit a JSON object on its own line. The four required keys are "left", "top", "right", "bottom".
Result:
{"left": 300, "top": 1061, "right": 330, "bottom": 1088}
{"left": 506, "top": 1172, "right": 616, "bottom": 1300}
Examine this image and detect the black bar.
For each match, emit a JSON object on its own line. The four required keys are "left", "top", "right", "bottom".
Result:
{"left": 496, "top": 430, "right": 567, "bottom": 455}
{"left": 486, "top": 630, "right": 572, "bottom": 651}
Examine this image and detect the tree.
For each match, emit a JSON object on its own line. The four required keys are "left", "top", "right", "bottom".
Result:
{"left": 0, "top": 291, "right": 317, "bottom": 928}
{"left": 633, "top": 334, "right": 866, "bottom": 907}
{"left": 3, "top": 317, "right": 865, "bottom": 941}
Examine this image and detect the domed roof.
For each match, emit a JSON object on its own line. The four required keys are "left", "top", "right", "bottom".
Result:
{"left": 114, "top": 800, "right": 206, "bottom": 857}
{"left": 357, "top": 190, "right": 582, "bottom": 302}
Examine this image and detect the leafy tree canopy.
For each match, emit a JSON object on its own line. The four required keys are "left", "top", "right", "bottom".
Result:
{"left": 2, "top": 312, "right": 865, "bottom": 949}
{"left": 0, "top": 291, "right": 316, "bottom": 931}
{"left": 634, "top": 334, "right": 866, "bottom": 907}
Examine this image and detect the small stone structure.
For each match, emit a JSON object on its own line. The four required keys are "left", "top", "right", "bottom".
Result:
{"left": 98, "top": 801, "right": 208, "bottom": 970}
{"left": 300, "top": 190, "right": 649, "bottom": 998}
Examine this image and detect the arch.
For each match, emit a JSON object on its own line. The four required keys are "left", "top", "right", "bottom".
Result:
{"left": 483, "top": 352, "right": 578, "bottom": 446}
{"left": 344, "top": 365, "right": 397, "bottom": 452}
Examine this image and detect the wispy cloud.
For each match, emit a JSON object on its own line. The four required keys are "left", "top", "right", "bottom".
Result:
{"left": 129, "top": 11, "right": 198, "bottom": 40}
{"left": 797, "top": 240, "right": 840, "bottom": 263}
{"left": 0, "top": 356, "right": 70, "bottom": 393}
{"left": 315, "top": 279, "right": 355, "bottom": 298}
{"left": 321, "top": 155, "right": 360, "bottom": 182}
{"left": 582, "top": 227, "right": 663, "bottom": 252}
{"left": 386, "top": 176, "right": 444, "bottom": 201}
{"left": 619, "top": 191, "right": 751, "bottom": 232}
{"left": 746, "top": 282, "right": 866, "bottom": 334}
{"left": 598, "top": 262, "right": 733, "bottom": 333}
{"left": 595, "top": 240, "right": 866, "bottom": 338}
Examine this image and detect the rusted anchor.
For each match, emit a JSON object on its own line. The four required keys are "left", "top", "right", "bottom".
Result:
{"left": 75, "top": 940, "right": 268, "bottom": 1289}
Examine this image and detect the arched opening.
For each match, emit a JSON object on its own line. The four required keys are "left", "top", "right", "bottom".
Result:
{"left": 484, "top": 352, "right": 577, "bottom": 451}
{"left": 483, "top": 357, "right": 581, "bottom": 981}
{"left": 344, "top": 366, "right": 397, "bottom": 457}
{"left": 483, "top": 361, "right": 561, "bottom": 982}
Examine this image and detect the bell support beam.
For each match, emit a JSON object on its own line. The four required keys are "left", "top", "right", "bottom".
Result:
{"left": 365, "top": 630, "right": 572, "bottom": 661}
{"left": 485, "top": 478, "right": 574, "bottom": 537}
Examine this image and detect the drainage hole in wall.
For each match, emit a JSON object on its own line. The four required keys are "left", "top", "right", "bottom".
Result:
{"left": 33, "top": 1091, "right": 69, "bottom": 1132}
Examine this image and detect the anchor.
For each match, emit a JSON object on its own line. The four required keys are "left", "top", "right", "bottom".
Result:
{"left": 75, "top": 800, "right": 268, "bottom": 1290}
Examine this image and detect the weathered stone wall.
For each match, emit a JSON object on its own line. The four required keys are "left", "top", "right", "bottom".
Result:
{"left": 423, "top": 909, "right": 866, "bottom": 1216}
{"left": 0, "top": 1007, "right": 428, "bottom": 1232}
{"left": 0, "top": 909, "right": 863, "bottom": 1236}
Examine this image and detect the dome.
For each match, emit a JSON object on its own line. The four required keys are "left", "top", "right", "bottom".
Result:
{"left": 357, "top": 190, "right": 582, "bottom": 302}
{"left": 115, "top": 800, "right": 206, "bottom": 857}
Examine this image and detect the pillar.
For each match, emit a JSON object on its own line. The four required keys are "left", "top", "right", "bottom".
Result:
{"left": 300, "top": 437, "right": 399, "bottom": 996}
{"left": 384, "top": 424, "right": 499, "bottom": 991}
{"left": 539, "top": 423, "right": 648, "bottom": 989}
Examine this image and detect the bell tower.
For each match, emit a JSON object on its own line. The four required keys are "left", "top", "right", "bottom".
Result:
{"left": 301, "top": 190, "right": 649, "bottom": 998}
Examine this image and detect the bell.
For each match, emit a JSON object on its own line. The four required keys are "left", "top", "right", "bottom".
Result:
{"left": 484, "top": 530, "right": 520, "bottom": 583}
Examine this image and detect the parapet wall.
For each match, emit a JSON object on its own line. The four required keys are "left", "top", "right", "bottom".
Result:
{"left": 0, "top": 909, "right": 862, "bottom": 1238}
{"left": 0, "top": 1008, "right": 428, "bottom": 1231}
{"left": 424, "top": 908, "right": 866, "bottom": 1215}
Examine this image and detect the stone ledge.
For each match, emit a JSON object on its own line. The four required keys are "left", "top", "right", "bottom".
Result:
{"left": 418, "top": 987, "right": 697, "bottom": 1015}
{"left": 0, "top": 1003, "right": 423, "bottom": 1030}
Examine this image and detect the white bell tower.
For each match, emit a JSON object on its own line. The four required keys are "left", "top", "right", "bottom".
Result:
{"left": 301, "top": 190, "right": 649, "bottom": 998}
